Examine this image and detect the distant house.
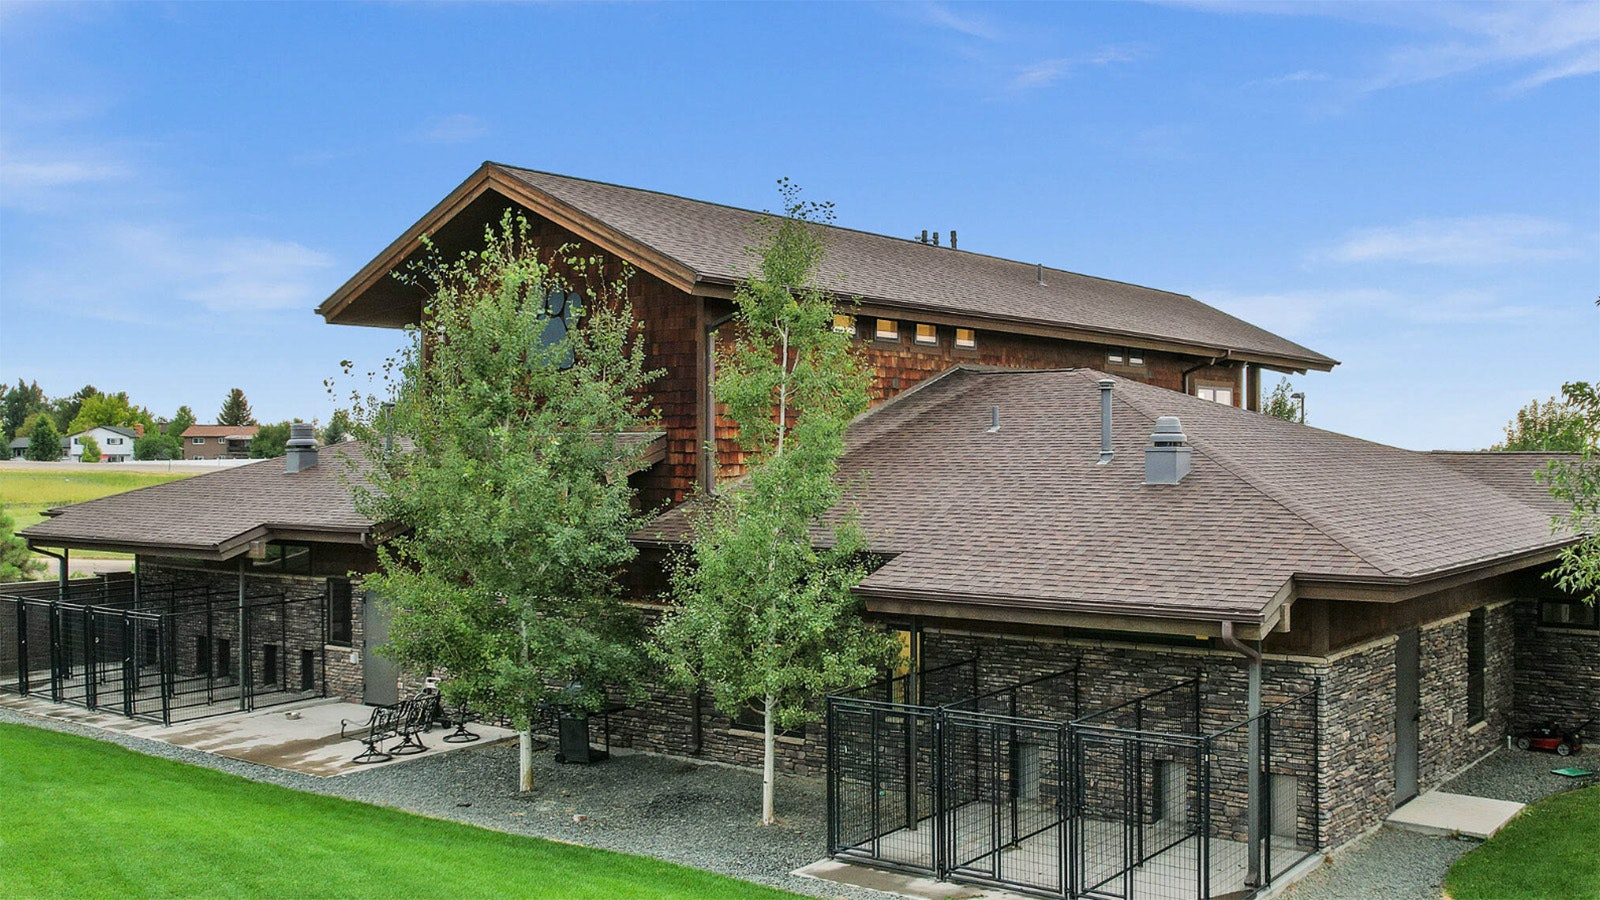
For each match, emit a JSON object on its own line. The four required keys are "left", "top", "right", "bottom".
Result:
{"left": 8, "top": 438, "right": 29, "bottom": 459}
{"left": 181, "top": 424, "right": 259, "bottom": 460}
{"left": 67, "top": 425, "right": 141, "bottom": 463}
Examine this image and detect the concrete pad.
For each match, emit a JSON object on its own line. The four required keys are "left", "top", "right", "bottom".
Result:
{"left": 792, "top": 859, "right": 1028, "bottom": 900}
{"left": 0, "top": 693, "right": 516, "bottom": 777}
{"left": 1386, "top": 791, "right": 1524, "bottom": 840}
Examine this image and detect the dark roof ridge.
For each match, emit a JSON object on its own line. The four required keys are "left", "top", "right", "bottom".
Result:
{"left": 489, "top": 163, "right": 1204, "bottom": 304}
{"left": 1105, "top": 376, "right": 1380, "bottom": 577}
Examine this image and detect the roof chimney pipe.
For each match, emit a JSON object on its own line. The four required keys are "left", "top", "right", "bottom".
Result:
{"left": 1098, "top": 379, "right": 1114, "bottom": 465}
{"left": 285, "top": 422, "right": 318, "bottom": 473}
{"left": 1144, "top": 416, "right": 1192, "bottom": 485}
{"left": 1036, "top": 263, "right": 1045, "bottom": 286}
{"left": 950, "top": 230, "right": 958, "bottom": 250}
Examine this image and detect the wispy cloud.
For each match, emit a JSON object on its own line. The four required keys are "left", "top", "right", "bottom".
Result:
{"left": 1319, "top": 215, "right": 1585, "bottom": 266}
{"left": 0, "top": 150, "right": 132, "bottom": 210}
{"left": 1206, "top": 284, "right": 1542, "bottom": 339}
{"left": 1246, "top": 69, "right": 1333, "bottom": 87}
{"left": 413, "top": 113, "right": 488, "bottom": 145}
{"left": 13, "top": 223, "right": 336, "bottom": 324}
{"left": 1010, "top": 45, "right": 1144, "bottom": 90}
{"left": 915, "top": 2, "right": 1002, "bottom": 41}
{"left": 1178, "top": 0, "right": 1600, "bottom": 93}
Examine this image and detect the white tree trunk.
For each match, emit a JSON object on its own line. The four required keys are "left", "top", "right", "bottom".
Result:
{"left": 520, "top": 728, "right": 536, "bottom": 793}
{"left": 762, "top": 693, "right": 778, "bottom": 825}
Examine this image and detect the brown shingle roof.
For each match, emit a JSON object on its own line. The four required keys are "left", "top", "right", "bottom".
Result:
{"left": 641, "top": 368, "right": 1569, "bottom": 624}
{"left": 1426, "top": 451, "right": 1576, "bottom": 520}
{"left": 491, "top": 166, "right": 1335, "bottom": 371}
{"left": 181, "top": 425, "right": 260, "bottom": 439}
{"left": 22, "top": 443, "right": 376, "bottom": 557}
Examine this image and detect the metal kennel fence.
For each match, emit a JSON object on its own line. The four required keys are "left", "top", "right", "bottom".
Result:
{"left": 827, "top": 665, "right": 1321, "bottom": 900}
{"left": 1, "top": 574, "right": 330, "bottom": 725}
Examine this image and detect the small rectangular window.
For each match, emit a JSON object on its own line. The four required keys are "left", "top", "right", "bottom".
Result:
{"left": 914, "top": 323, "right": 938, "bottom": 346}
{"left": 1538, "top": 599, "right": 1599, "bottom": 629}
{"left": 1108, "top": 347, "right": 1145, "bottom": 367}
{"left": 831, "top": 314, "right": 855, "bottom": 335}
{"left": 954, "top": 327, "right": 977, "bottom": 350}
{"left": 328, "top": 579, "right": 353, "bottom": 646}
{"left": 1128, "top": 349, "right": 1145, "bottom": 366}
{"left": 1197, "top": 386, "right": 1234, "bottom": 406}
{"left": 1467, "top": 608, "right": 1486, "bottom": 725}
{"left": 192, "top": 437, "right": 205, "bottom": 445}
{"left": 1108, "top": 349, "right": 1125, "bottom": 365}
{"left": 875, "top": 319, "right": 899, "bottom": 342}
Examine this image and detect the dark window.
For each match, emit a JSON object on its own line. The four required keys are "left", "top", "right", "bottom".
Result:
{"left": 328, "top": 579, "right": 353, "bottom": 646}
{"left": 263, "top": 644, "right": 279, "bottom": 686}
{"left": 301, "top": 649, "right": 317, "bottom": 692}
{"left": 732, "top": 700, "right": 804, "bottom": 739}
{"left": 1467, "top": 609, "right": 1486, "bottom": 725}
{"left": 1538, "top": 599, "right": 1599, "bottom": 629}
{"left": 252, "top": 542, "right": 312, "bottom": 575}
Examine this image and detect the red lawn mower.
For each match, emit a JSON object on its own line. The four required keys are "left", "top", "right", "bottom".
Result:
{"left": 1514, "top": 719, "right": 1593, "bottom": 756}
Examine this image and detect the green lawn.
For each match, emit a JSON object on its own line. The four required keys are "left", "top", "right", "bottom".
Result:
{"left": 1, "top": 468, "right": 193, "bottom": 560}
{"left": 1443, "top": 784, "right": 1600, "bottom": 900}
{"left": 0, "top": 724, "right": 801, "bottom": 899}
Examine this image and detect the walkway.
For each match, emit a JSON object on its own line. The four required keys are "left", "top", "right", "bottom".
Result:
{"left": 1283, "top": 749, "right": 1600, "bottom": 899}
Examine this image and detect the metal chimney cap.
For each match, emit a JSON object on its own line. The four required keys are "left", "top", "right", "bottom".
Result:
{"left": 1098, "top": 378, "right": 1115, "bottom": 389}
{"left": 1149, "top": 416, "right": 1187, "bottom": 445}
{"left": 287, "top": 422, "right": 316, "bottom": 448}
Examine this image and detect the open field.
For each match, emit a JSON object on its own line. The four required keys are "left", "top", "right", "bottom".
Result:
{"left": 0, "top": 724, "right": 802, "bottom": 899}
{"left": 1443, "top": 784, "right": 1600, "bottom": 900}
{"left": 1, "top": 467, "right": 195, "bottom": 560}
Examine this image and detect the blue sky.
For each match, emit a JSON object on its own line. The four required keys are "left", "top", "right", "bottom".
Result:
{"left": 1, "top": 1, "right": 1595, "bottom": 450}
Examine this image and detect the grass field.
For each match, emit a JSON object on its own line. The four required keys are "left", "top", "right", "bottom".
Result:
{"left": 1443, "top": 784, "right": 1600, "bottom": 900}
{"left": 0, "top": 724, "right": 801, "bottom": 899}
{"left": 1, "top": 468, "right": 193, "bottom": 560}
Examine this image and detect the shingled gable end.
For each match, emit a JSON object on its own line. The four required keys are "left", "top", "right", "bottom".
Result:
{"left": 14, "top": 166, "right": 1595, "bottom": 899}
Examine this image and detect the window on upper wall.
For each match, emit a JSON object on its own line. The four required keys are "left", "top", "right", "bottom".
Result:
{"left": 914, "top": 323, "right": 938, "bottom": 346}
{"left": 1467, "top": 608, "right": 1486, "bottom": 725}
{"left": 1107, "top": 347, "right": 1145, "bottom": 367}
{"left": 832, "top": 314, "right": 856, "bottom": 335}
{"left": 954, "top": 327, "right": 977, "bottom": 350}
{"left": 105, "top": 437, "right": 123, "bottom": 445}
{"left": 192, "top": 437, "right": 205, "bottom": 445}
{"left": 1197, "top": 386, "right": 1234, "bottom": 406}
{"left": 875, "top": 319, "right": 899, "bottom": 342}
{"left": 1538, "top": 599, "right": 1599, "bottom": 629}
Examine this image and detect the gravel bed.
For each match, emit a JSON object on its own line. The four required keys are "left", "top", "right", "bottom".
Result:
{"left": 0, "top": 706, "right": 885, "bottom": 899}
{"left": 1283, "top": 747, "right": 1599, "bottom": 900}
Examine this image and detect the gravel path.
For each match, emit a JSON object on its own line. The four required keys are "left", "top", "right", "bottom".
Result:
{"left": 1283, "top": 749, "right": 1600, "bottom": 900}
{"left": 0, "top": 706, "right": 886, "bottom": 900}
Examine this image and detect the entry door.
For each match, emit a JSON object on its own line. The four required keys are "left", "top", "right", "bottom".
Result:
{"left": 1395, "top": 628, "right": 1420, "bottom": 804}
{"left": 362, "top": 591, "right": 399, "bottom": 706}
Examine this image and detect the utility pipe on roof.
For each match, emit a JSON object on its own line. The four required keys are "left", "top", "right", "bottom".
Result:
{"left": 1221, "top": 620, "right": 1263, "bottom": 887}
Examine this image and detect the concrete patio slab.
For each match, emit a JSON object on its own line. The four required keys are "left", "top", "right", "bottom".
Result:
{"left": 1386, "top": 791, "right": 1524, "bottom": 840}
{"left": 0, "top": 693, "right": 515, "bottom": 777}
{"left": 793, "top": 859, "right": 1024, "bottom": 899}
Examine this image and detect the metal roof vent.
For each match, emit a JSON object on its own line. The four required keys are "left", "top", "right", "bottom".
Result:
{"left": 1143, "top": 416, "right": 1191, "bottom": 485}
{"left": 285, "top": 422, "right": 318, "bottom": 473}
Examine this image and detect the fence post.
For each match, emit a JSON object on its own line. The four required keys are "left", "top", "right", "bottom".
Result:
{"left": 825, "top": 698, "right": 837, "bottom": 856}
{"left": 1200, "top": 737, "right": 1212, "bottom": 898}
{"left": 14, "top": 599, "right": 27, "bottom": 695}
{"left": 1263, "top": 707, "right": 1274, "bottom": 884}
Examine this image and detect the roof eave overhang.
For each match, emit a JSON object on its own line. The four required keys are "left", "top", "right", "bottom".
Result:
{"left": 690, "top": 275, "right": 1336, "bottom": 372}
{"left": 317, "top": 163, "right": 702, "bottom": 328}
{"left": 26, "top": 522, "right": 382, "bottom": 561}
{"left": 1292, "top": 543, "right": 1572, "bottom": 603}
{"left": 854, "top": 585, "right": 1275, "bottom": 641}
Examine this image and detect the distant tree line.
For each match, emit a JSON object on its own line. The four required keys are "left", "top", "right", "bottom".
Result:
{"left": 1, "top": 380, "right": 355, "bottom": 461}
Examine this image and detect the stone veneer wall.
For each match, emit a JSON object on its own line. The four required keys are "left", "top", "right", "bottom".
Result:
{"left": 136, "top": 563, "right": 359, "bottom": 701}
{"left": 1512, "top": 600, "right": 1600, "bottom": 742}
{"left": 1417, "top": 603, "right": 1515, "bottom": 790}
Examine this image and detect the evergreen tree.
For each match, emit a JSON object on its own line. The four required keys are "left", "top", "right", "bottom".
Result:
{"left": 168, "top": 405, "right": 197, "bottom": 439}
{"left": 0, "top": 512, "right": 44, "bottom": 582}
{"left": 78, "top": 435, "right": 101, "bottom": 463}
{"left": 217, "top": 389, "right": 256, "bottom": 427}
{"left": 2, "top": 379, "right": 47, "bottom": 443}
{"left": 321, "top": 408, "right": 355, "bottom": 445}
{"left": 25, "top": 418, "right": 61, "bottom": 461}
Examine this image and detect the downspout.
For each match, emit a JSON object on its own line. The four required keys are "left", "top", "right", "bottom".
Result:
{"left": 1221, "top": 620, "right": 1263, "bottom": 886}
{"left": 238, "top": 558, "right": 248, "bottom": 712}
{"left": 1181, "top": 350, "right": 1232, "bottom": 397}
{"left": 34, "top": 546, "right": 68, "bottom": 602}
